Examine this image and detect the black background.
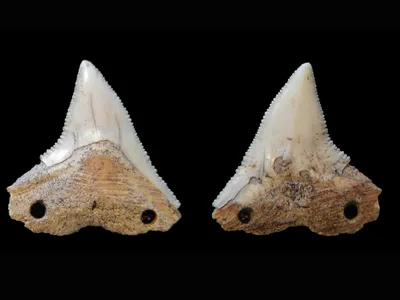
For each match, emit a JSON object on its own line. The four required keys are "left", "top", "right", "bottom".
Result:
{"left": 0, "top": 28, "right": 396, "bottom": 255}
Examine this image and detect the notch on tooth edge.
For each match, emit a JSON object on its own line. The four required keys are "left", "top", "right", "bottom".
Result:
{"left": 212, "top": 62, "right": 381, "bottom": 236}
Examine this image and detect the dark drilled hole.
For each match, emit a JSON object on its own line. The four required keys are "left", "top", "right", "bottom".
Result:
{"left": 238, "top": 207, "right": 252, "bottom": 224}
{"left": 344, "top": 200, "right": 358, "bottom": 220}
{"left": 141, "top": 210, "right": 157, "bottom": 224}
{"left": 30, "top": 200, "right": 46, "bottom": 219}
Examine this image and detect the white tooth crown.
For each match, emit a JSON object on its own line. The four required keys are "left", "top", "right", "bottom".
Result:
{"left": 213, "top": 63, "right": 350, "bottom": 208}
{"left": 40, "top": 60, "right": 180, "bottom": 208}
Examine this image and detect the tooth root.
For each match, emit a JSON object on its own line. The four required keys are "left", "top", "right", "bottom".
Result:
{"left": 213, "top": 63, "right": 350, "bottom": 208}
{"left": 39, "top": 60, "right": 179, "bottom": 208}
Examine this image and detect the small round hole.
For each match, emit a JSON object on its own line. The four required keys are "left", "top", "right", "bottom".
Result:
{"left": 30, "top": 200, "right": 46, "bottom": 219}
{"left": 238, "top": 207, "right": 252, "bottom": 224}
{"left": 141, "top": 210, "right": 157, "bottom": 224}
{"left": 344, "top": 200, "right": 358, "bottom": 220}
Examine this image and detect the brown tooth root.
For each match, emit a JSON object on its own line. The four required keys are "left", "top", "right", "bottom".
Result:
{"left": 213, "top": 166, "right": 380, "bottom": 236}
{"left": 7, "top": 60, "right": 181, "bottom": 235}
{"left": 212, "top": 63, "right": 381, "bottom": 236}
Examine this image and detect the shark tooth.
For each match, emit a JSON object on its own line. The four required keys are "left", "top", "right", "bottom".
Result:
{"left": 7, "top": 60, "right": 181, "bottom": 235}
{"left": 212, "top": 63, "right": 381, "bottom": 236}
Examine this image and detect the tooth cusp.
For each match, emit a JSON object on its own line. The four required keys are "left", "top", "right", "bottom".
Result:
{"left": 41, "top": 61, "right": 181, "bottom": 208}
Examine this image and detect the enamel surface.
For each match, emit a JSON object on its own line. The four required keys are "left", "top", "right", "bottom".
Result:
{"left": 213, "top": 63, "right": 350, "bottom": 208}
{"left": 40, "top": 60, "right": 180, "bottom": 208}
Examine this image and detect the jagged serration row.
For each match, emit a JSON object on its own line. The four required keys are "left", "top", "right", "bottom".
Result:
{"left": 306, "top": 68, "right": 350, "bottom": 164}
{"left": 40, "top": 61, "right": 180, "bottom": 208}
{"left": 40, "top": 63, "right": 85, "bottom": 162}
{"left": 212, "top": 64, "right": 350, "bottom": 208}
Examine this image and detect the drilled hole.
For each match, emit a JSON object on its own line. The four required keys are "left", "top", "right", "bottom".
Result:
{"left": 30, "top": 200, "right": 46, "bottom": 219}
{"left": 238, "top": 207, "right": 252, "bottom": 224}
{"left": 141, "top": 210, "right": 157, "bottom": 224}
{"left": 344, "top": 200, "right": 358, "bottom": 220}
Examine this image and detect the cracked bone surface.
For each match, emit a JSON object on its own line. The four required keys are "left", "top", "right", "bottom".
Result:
{"left": 7, "top": 60, "right": 181, "bottom": 235}
{"left": 212, "top": 63, "right": 381, "bottom": 236}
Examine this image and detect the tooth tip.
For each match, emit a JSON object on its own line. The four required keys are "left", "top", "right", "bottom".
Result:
{"left": 80, "top": 59, "right": 93, "bottom": 68}
{"left": 297, "top": 62, "right": 313, "bottom": 77}
{"left": 78, "top": 60, "right": 98, "bottom": 83}
{"left": 300, "top": 62, "right": 312, "bottom": 69}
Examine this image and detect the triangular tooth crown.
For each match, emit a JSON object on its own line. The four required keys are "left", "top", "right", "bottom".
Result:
{"left": 213, "top": 63, "right": 350, "bottom": 208}
{"left": 40, "top": 60, "right": 180, "bottom": 208}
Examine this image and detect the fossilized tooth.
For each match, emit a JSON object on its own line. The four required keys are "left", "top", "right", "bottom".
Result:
{"left": 7, "top": 60, "right": 181, "bottom": 235}
{"left": 212, "top": 63, "right": 381, "bottom": 236}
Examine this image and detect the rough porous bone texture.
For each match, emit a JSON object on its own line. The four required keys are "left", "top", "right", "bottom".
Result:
{"left": 7, "top": 60, "right": 181, "bottom": 235}
{"left": 212, "top": 63, "right": 381, "bottom": 236}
